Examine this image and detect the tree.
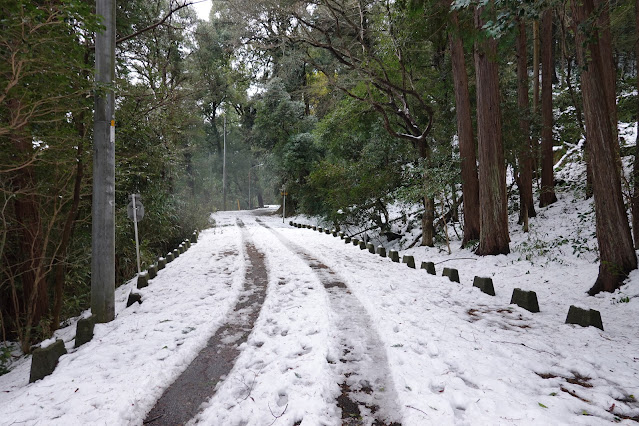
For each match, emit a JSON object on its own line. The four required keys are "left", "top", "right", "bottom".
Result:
{"left": 473, "top": 3, "right": 510, "bottom": 255}
{"left": 448, "top": 6, "right": 480, "bottom": 246}
{"left": 516, "top": 17, "right": 536, "bottom": 232}
{"left": 572, "top": 0, "right": 637, "bottom": 294}
{"left": 632, "top": 0, "right": 639, "bottom": 248}
{"left": 0, "top": 1, "right": 97, "bottom": 351}
{"left": 283, "top": 0, "right": 440, "bottom": 245}
{"left": 539, "top": 7, "right": 557, "bottom": 207}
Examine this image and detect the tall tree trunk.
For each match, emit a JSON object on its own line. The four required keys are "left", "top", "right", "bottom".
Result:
{"left": 539, "top": 8, "right": 558, "bottom": 207}
{"left": 473, "top": 4, "right": 510, "bottom": 256}
{"left": 532, "top": 19, "right": 541, "bottom": 178}
{"left": 449, "top": 9, "right": 480, "bottom": 246}
{"left": 419, "top": 139, "right": 435, "bottom": 247}
{"left": 52, "top": 119, "right": 86, "bottom": 331}
{"left": 516, "top": 18, "right": 536, "bottom": 233}
{"left": 8, "top": 98, "right": 49, "bottom": 345}
{"left": 533, "top": 20, "right": 540, "bottom": 112}
{"left": 422, "top": 196, "right": 435, "bottom": 247}
{"left": 632, "top": 0, "right": 639, "bottom": 248}
{"left": 595, "top": 0, "right": 618, "bottom": 143}
{"left": 572, "top": 0, "right": 637, "bottom": 294}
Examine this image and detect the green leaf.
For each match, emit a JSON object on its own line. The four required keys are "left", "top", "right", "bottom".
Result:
{"left": 538, "top": 403, "right": 548, "bottom": 408}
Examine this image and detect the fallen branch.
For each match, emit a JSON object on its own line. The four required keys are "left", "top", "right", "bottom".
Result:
{"left": 434, "top": 258, "right": 477, "bottom": 265}
{"left": 490, "top": 341, "right": 555, "bottom": 356}
{"left": 406, "top": 404, "right": 429, "bottom": 417}
{"left": 268, "top": 402, "right": 288, "bottom": 425}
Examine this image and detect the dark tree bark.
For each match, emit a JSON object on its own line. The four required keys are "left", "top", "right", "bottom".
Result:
{"left": 8, "top": 98, "right": 49, "bottom": 348}
{"left": 449, "top": 9, "right": 480, "bottom": 246}
{"left": 419, "top": 139, "right": 435, "bottom": 247}
{"left": 572, "top": 0, "right": 637, "bottom": 294}
{"left": 531, "top": 20, "right": 541, "bottom": 179}
{"left": 52, "top": 116, "right": 86, "bottom": 331}
{"left": 539, "top": 8, "right": 558, "bottom": 207}
{"left": 516, "top": 18, "right": 536, "bottom": 232}
{"left": 422, "top": 196, "right": 435, "bottom": 247}
{"left": 632, "top": 0, "right": 639, "bottom": 248}
{"left": 595, "top": 0, "right": 618, "bottom": 142}
{"left": 473, "top": 4, "right": 510, "bottom": 256}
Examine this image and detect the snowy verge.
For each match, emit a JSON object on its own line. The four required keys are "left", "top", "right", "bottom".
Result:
{"left": 0, "top": 224, "right": 245, "bottom": 425}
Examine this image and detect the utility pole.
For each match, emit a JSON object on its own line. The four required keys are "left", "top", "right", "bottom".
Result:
{"left": 248, "top": 166, "right": 251, "bottom": 210}
{"left": 222, "top": 115, "right": 227, "bottom": 211}
{"left": 92, "top": 0, "right": 116, "bottom": 323}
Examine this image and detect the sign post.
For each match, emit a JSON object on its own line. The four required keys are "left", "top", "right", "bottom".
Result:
{"left": 281, "top": 189, "right": 288, "bottom": 223}
{"left": 127, "top": 194, "right": 145, "bottom": 276}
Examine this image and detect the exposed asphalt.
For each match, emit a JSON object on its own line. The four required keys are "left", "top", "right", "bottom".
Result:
{"left": 144, "top": 219, "right": 268, "bottom": 425}
{"left": 256, "top": 218, "right": 402, "bottom": 425}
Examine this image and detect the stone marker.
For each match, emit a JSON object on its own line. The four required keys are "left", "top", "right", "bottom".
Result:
{"left": 289, "top": 221, "right": 293, "bottom": 226}
{"left": 148, "top": 264, "right": 158, "bottom": 279}
{"left": 192, "top": 231, "right": 198, "bottom": 243}
{"left": 420, "top": 261, "right": 436, "bottom": 275}
{"left": 325, "top": 229, "right": 331, "bottom": 234}
{"left": 332, "top": 230, "right": 338, "bottom": 237}
{"left": 402, "top": 255, "right": 415, "bottom": 268}
{"left": 367, "top": 242, "right": 375, "bottom": 254}
{"left": 472, "top": 276, "right": 495, "bottom": 296}
{"left": 352, "top": 238, "right": 360, "bottom": 246}
{"left": 318, "top": 227, "right": 323, "bottom": 232}
{"left": 166, "top": 252, "right": 174, "bottom": 262}
{"left": 173, "top": 248, "right": 180, "bottom": 258}
{"left": 29, "top": 339, "right": 67, "bottom": 383}
{"left": 389, "top": 250, "right": 400, "bottom": 262}
{"left": 179, "top": 244, "right": 185, "bottom": 254}
{"left": 565, "top": 305, "right": 603, "bottom": 330}
{"left": 510, "top": 288, "right": 539, "bottom": 312}
{"left": 137, "top": 271, "right": 149, "bottom": 289}
{"left": 158, "top": 257, "right": 166, "bottom": 270}
{"left": 359, "top": 241, "right": 367, "bottom": 250}
{"left": 442, "top": 267, "right": 460, "bottom": 283}
{"left": 344, "top": 237, "right": 351, "bottom": 243}
{"left": 312, "top": 226, "right": 317, "bottom": 230}
{"left": 377, "top": 246, "right": 387, "bottom": 258}
{"left": 185, "top": 239, "right": 190, "bottom": 249}
{"left": 339, "top": 232, "right": 345, "bottom": 239}
{"left": 127, "top": 291, "right": 142, "bottom": 307}
{"left": 75, "top": 315, "right": 96, "bottom": 348}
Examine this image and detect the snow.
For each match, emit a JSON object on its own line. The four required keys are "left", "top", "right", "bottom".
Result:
{"left": 2, "top": 184, "right": 639, "bottom": 424}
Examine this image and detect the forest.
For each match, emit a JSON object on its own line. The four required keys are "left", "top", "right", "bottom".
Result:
{"left": 1, "top": 0, "right": 638, "bottom": 356}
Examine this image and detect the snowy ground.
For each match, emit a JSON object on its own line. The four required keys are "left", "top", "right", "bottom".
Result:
{"left": 1, "top": 182, "right": 639, "bottom": 424}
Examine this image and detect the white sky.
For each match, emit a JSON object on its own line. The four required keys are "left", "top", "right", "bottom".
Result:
{"left": 192, "top": 0, "right": 211, "bottom": 21}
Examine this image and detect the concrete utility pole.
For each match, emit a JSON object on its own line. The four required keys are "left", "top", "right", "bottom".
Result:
{"left": 92, "top": 0, "right": 116, "bottom": 323}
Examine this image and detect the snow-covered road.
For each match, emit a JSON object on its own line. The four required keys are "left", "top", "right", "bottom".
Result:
{"left": 1, "top": 208, "right": 638, "bottom": 425}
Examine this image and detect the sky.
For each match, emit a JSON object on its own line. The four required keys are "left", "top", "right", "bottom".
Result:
{"left": 192, "top": 0, "right": 211, "bottom": 21}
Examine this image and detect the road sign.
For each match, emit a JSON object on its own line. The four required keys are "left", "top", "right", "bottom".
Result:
{"left": 127, "top": 194, "right": 144, "bottom": 222}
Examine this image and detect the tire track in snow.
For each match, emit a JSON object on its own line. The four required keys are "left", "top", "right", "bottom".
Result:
{"left": 144, "top": 219, "right": 268, "bottom": 425}
{"left": 255, "top": 218, "right": 402, "bottom": 425}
